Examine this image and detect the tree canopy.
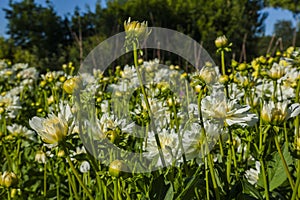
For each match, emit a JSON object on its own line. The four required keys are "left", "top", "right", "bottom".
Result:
{"left": 0, "top": 0, "right": 299, "bottom": 70}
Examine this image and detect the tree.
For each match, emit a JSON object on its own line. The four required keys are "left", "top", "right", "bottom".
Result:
{"left": 103, "top": 0, "right": 266, "bottom": 62}
{"left": 266, "top": 0, "right": 300, "bottom": 14}
{"left": 274, "top": 20, "right": 294, "bottom": 49}
{"left": 0, "top": 37, "right": 14, "bottom": 60}
{"left": 266, "top": 0, "right": 300, "bottom": 46}
{"left": 4, "top": 0, "right": 70, "bottom": 70}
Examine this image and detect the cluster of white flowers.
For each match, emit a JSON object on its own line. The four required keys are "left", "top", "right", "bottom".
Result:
{"left": 23, "top": 48, "right": 300, "bottom": 186}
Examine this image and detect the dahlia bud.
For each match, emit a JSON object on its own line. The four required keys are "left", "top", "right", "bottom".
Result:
{"left": 0, "top": 171, "right": 18, "bottom": 188}
{"left": 236, "top": 63, "right": 247, "bottom": 71}
{"left": 219, "top": 75, "right": 229, "bottom": 84}
{"left": 215, "top": 35, "right": 228, "bottom": 48}
{"left": 124, "top": 17, "right": 150, "bottom": 41}
{"left": 63, "top": 77, "right": 82, "bottom": 94}
{"left": 109, "top": 160, "right": 129, "bottom": 177}
{"left": 35, "top": 150, "right": 47, "bottom": 164}
{"left": 105, "top": 130, "right": 120, "bottom": 144}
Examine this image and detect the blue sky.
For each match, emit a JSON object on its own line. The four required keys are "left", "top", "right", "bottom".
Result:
{"left": 0, "top": 0, "right": 297, "bottom": 38}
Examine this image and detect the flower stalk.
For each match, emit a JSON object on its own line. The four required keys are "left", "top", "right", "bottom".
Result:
{"left": 273, "top": 135, "right": 294, "bottom": 190}
{"left": 132, "top": 41, "right": 166, "bottom": 167}
{"left": 63, "top": 146, "right": 94, "bottom": 200}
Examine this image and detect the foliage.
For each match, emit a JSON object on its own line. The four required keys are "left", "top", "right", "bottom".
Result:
{"left": 1, "top": 0, "right": 268, "bottom": 69}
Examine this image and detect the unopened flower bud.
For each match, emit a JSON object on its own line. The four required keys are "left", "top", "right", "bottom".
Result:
{"left": 194, "top": 85, "right": 202, "bottom": 93}
{"left": 296, "top": 137, "right": 300, "bottom": 151}
{"left": 124, "top": 17, "right": 150, "bottom": 41}
{"left": 0, "top": 171, "right": 18, "bottom": 188}
{"left": 237, "top": 63, "right": 247, "bottom": 71}
{"left": 259, "top": 56, "right": 266, "bottom": 64}
{"left": 35, "top": 150, "right": 47, "bottom": 164}
{"left": 138, "top": 58, "right": 143, "bottom": 65}
{"left": 215, "top": 35, "right": 228, "bottom": 48}
{"left": 180, "top": 72, "right": 187, "bottom": 79}
{"left": 63, "top": 77, "right": 82, "bottom": 94}
{"left": 59, "top": 76, "right": 66, "bottom": 83}
{"left": 80, "top": 161, "right": 91, "bottom": 173}
{"left": 40, "top": 80, "right": 47, "bottom": 87}
{"left": 106, "top": 130, "right": 119, "bottom": 144}
{"left": 219, "top": 75, "right": 229, "bottom": 84}
{"left": 57, "top": 149, "right": 65, "bottom": 157}
{"left": 231, "top": 59, "right": 238, "bottom": 68}
{"left": 167, "top": 98, "right": 174, "bottom": 107}
{"left": 109, "top": 160, "right": 129, "bottom": 177}
{"left": 62, "top": 64, "right": 67, "bottom": 70}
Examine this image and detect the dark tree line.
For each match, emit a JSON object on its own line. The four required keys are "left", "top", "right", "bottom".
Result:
{"left": 0, "top": 0, "right": 299, "bottom": 71}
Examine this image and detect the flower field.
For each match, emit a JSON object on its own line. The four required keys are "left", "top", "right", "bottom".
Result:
{"left": 1, "top": 22, "right": 300, "bottom": 199}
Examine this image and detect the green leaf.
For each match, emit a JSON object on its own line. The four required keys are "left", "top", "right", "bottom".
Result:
{"left": 149, "top": 174, "right": 170, "bottom": 199}
{"left": 268, "top": 142, "right": 293, "bottom": 191}
{"left": 242, "top": 179, "right": 263, "bottom": 200}
{"left": 164, "top": 185, "right": 174, "bottom": 200}
{"left": 46, "top": 189, "right": 57, "bottom": 198}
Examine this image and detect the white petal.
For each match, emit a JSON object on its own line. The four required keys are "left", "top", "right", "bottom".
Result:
{"left": 290, "top": 103, "right": 300, "bottom": 118}
{"left": 29, "top": 117, "right": 44, "bottom": 133}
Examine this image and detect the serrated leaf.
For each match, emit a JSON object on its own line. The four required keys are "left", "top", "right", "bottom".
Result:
{"left": 268, "top": 142, "right": 293, "bottom": 191}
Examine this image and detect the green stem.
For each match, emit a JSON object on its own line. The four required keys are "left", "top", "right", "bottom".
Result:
{"left": 65, "top": 154, "right": 94, "bottom": 200}
{"left": 274, "top": 135, "right": 295, "bottom": 190}
{"left": 66, "top": 167, "right": 80, "bottom": 200}
{"left": 132, "top": 42, "right": 166, "bottom": 167}
{"left": 171, "top": 96, "right": 187, "bottom": 166}
{"left": 44, "top": 162, "right": 47, "bottom": 197}
{"left": 296, "top": 78, "right": 300, "bottom": 103}
{"left": 207, "top": 153, "right": 220, "bottom": 200}
{"left": 221, "top": 50, "right": 229, "bottom": 98}
{"left": 2, "top": 141, "right": 13, "bottom": 171}
{"left": 259, "top": 158, "right": 270, "bottom": 200}
{"left": 205, "top": 157, "right": 210, "bottom": 200}
{"left": 197, "top": 89, "right": 220, "bottom": 199}
{"left": 7, "top": 188, "right": 11, "bottom": 200}
{"left": 228, "top": 128, "right": 238, "bottom": 180}
{"left": 272, "top": 80, "right": 277, "bottom": 102}
{"left": 56, "top": 172, "right": 60, "bottom": 200}
{"left": 284, "top": 122, "right": 289, "bottom": 150}
{"left": 175, "top": 164, "right": 203, "bottom": 199}
{"left": 291, "top": 160, "right": 300, "bottom": 200}
{"left": 295, "top": 79, "right": 300, "bottom": 141}
{"left": 219, "top": 135, "right": 224, "bottom": 158}
{"left": 221, "top": 50, "right": 226, "bottom": 76}
{"left": 113, "top": 178, "right": 118, "bottom": 200}
{"left": 258, "top": 118, "right": 270, "bottom": 200}
{"left": 226, "top": 147, "right": 232, "bottom": 185}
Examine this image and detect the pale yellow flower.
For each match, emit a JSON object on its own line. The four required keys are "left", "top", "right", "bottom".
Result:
{"left": 29, "top": 113, "right": 68, "bottom": 146}
{"left": 267, "top": 63, "right": 286, "bottom": 80}
{"left": 215, "top": 35, "right": 228, "bottom": 48}
{"left": 261, "top": 101, "right": 300, "bottom": 124}
{"left": 0, "top": 171, "right": 18, "bottom": 188}
{"left": 124, "top": 17, "right": 149, "bottom": 39}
